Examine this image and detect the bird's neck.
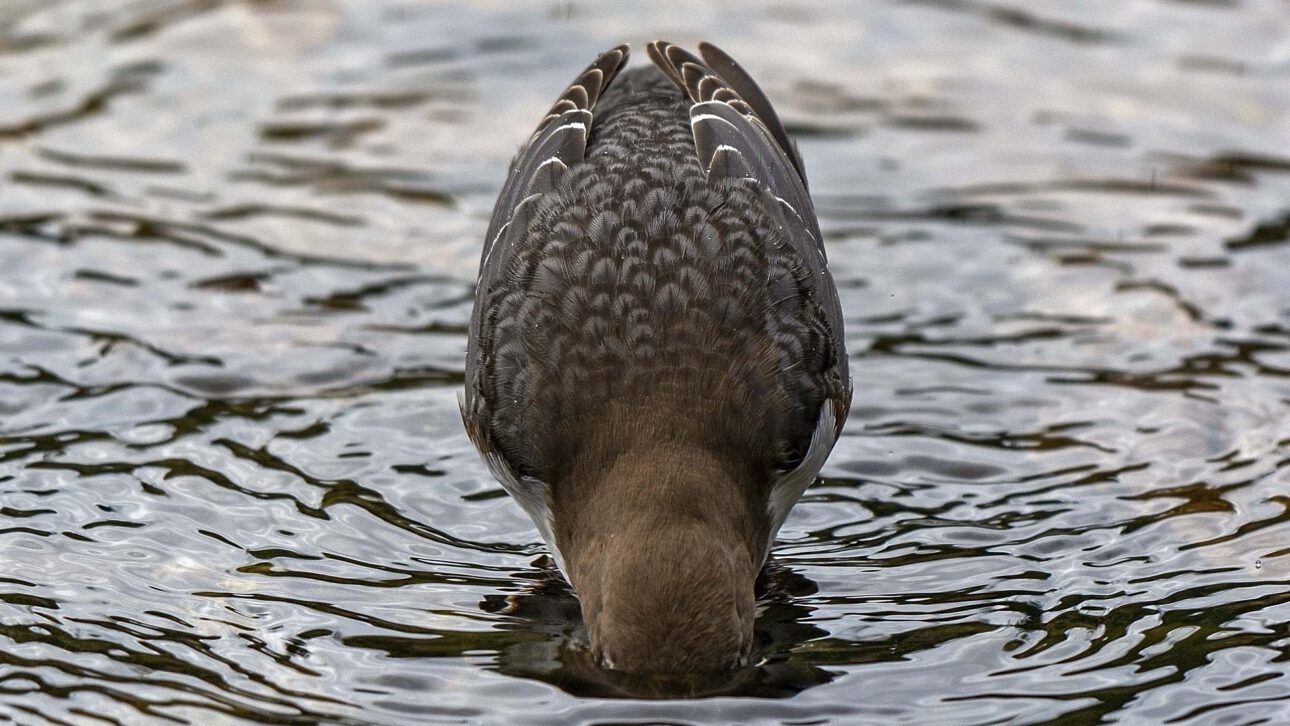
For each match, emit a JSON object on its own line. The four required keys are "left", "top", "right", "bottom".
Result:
{"left": 552, "top": 437, "right": 768, "bottom": 673}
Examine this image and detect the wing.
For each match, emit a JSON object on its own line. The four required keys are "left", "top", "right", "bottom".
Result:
{"left": 467, "top": 42, "right": 629, "bottom": 401}
{"left": 464, "top": 44, "right": 630, "bottom": 573}
{"left": 647, "top": 40, "right": 849, "bottom": 433}
{"left": 648, "top": 41, "right": 814, "bottom": 230}
{"left": 477, "top": 44, "right": 630, "bottom": 287}
{"left": 695, "top": 42, "right": 808, "bottom": 185}
{"left": 648, "top": 42, "right": 852, "bottom": 554}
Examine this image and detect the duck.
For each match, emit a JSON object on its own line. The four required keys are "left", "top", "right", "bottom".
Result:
{"left": 462, "top": 41, "right": 850, "bottom": 674}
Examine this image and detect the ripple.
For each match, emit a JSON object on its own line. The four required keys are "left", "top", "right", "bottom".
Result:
{"left": 2, "top": 0, "right": 1290, "bottom": 723}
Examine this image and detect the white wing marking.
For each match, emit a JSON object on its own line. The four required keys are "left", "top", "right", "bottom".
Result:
{"left": 479, "top": 448, "right": 567, "bottom": 576}
{"left": 764, "top": 400, "right": 839, "bottom": 561}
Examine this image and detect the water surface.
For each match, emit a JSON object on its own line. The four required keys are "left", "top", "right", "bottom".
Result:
{"left": 2, "top": 1, "right": 1289, "bottom": 723}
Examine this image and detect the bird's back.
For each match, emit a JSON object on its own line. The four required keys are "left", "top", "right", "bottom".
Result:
{"left": 471, "top": 65, "right": 834, "bottom": 489}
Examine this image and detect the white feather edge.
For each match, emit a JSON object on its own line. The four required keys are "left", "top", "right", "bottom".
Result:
{"left": 690, "top": 112, "right": 739, "bottom": 128}
{"left": 763, "top": 398, "right": 840, "bottom": 561}
{"left": 478, "top": 447, "right": 568, "bottom": 576}
{"left": 478, "top": 192, "right": 543, "bottom": 281}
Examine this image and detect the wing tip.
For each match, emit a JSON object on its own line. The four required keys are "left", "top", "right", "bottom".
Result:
{"left": 650, "top": 40, "right": 809, "bottom": 185}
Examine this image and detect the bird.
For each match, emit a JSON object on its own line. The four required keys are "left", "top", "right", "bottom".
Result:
{"left": 462, "top": 40, "right": 850, "bottom": 674}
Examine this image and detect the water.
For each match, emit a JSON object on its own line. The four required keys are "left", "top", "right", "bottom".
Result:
{"left": 1, "top": 0, "right": 1289, "bottom": 722}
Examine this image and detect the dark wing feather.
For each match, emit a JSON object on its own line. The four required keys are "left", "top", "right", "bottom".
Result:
{"left": 466, "top": 43, "right": 629, "bottom": 471}
{"left": 698, "top": 42, "right": 807, "bottom": 183}
{"left": 478, "top": 44, "right": 630, "bottom": 285}
{"left": 647, "top": 40, "right": 847, "bottom": 415}
{"left": 647, "top": 41, "right": 819, "bottom": 239}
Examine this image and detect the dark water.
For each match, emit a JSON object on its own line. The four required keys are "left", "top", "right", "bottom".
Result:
{"left": 2, "top": 0, "right": 1289, "bottom": 723}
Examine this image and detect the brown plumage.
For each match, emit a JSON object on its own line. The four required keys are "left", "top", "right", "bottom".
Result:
{"left": 462, "top": 41, "right": 850, "bottom": 673}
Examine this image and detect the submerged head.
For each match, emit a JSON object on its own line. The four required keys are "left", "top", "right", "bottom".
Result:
{"left": 552, "top": 440, "right": 767, "bottom": 674}
{"left": 582, "top": 518, "right": 756, "bottom": 673}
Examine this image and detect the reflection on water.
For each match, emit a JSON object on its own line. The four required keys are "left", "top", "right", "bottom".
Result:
{"left": 1, "top": 0, "right": 1289, "bottom": 722}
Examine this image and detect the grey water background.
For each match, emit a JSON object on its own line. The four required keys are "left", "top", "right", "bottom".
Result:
{"left": 1, "top": 0, "right": 1289, "bottom": 722}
